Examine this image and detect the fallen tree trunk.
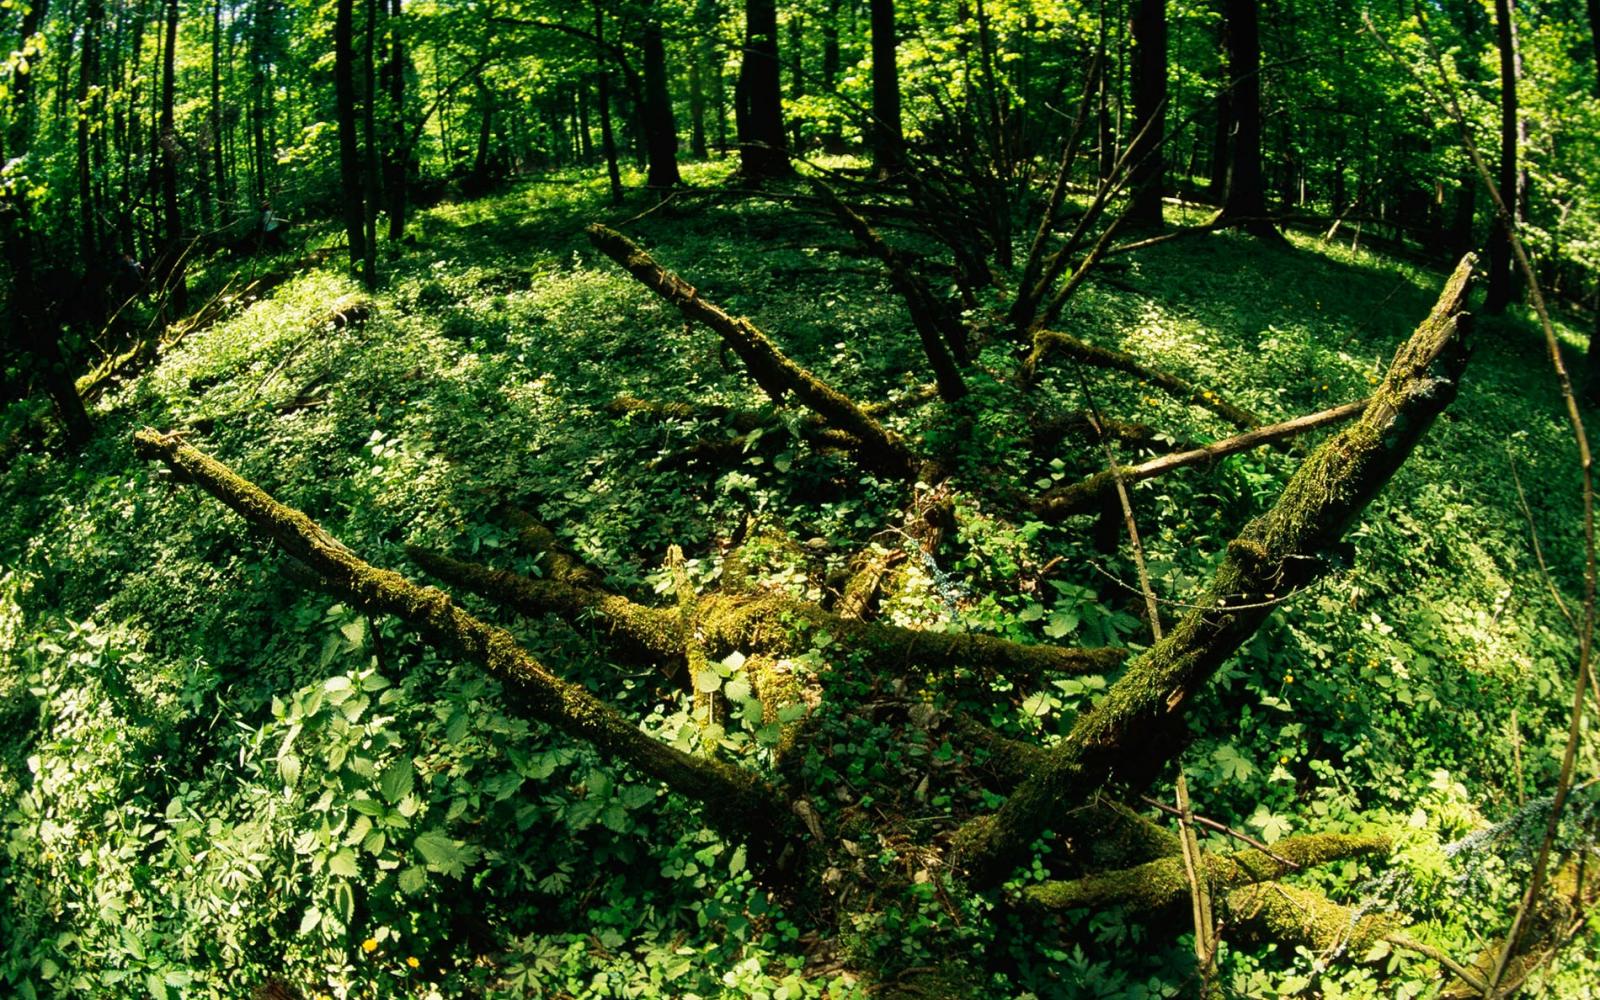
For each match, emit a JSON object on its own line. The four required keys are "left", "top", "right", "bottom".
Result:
{"left": 406, "top": 546, "right": 1127, "bottom": 685}
{"left": 952, "top": 254, "right": 1476, "bottom": 885}
{"left": 131, "top": 428, "right": 788, "bottom": 848}
{"left": 1034, "top": 397, "right": 1369, "bottom": 520}
{"left": 587, "top": 223, "right": 921, "bottom": 482}
{"left": 1023, "top": 329, "right": 1263, "bottom": 431}
{"left": 1019, "top": 832, "right": 1391, "bottom": 912}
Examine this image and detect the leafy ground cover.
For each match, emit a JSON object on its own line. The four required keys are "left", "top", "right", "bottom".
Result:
{"left": 2, "top": 163, "right": 1598, "bottom": 998}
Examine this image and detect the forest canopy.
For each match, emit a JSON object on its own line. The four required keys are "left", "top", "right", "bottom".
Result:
{"left": 4, "top": 0, "right": 1600, "bottom": 997}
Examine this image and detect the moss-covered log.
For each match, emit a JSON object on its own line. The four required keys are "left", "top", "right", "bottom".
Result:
{"left": 1023, "top": 329, "right": 1263, "bottom": 430}
{"left": 131, "top": 429, "right": 788, "bottom": 847}
{"left": 1226, "top": 881, "right": 1396, "bottom": 955}
{"left": 587, "top": 223, "right": 920, "bottom": 482}
{"left": 406, "top": 546, "right": 1126, "bottom": 685}
{"left": 952, "top": 255, "right": 1476, "bottom": 885}
{"left": 1034, "top": 398, "right": 1369, "bottom": 520}
{"left": 502, "top": 506, "right": 604, "bottom": 587}
{"left": 1020, "top": 833, "right": 1391, "bottom": 912}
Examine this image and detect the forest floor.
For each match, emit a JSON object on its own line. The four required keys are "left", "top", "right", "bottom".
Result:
{"left": 2, "top": 162, "right": 1599, "bottom": 998}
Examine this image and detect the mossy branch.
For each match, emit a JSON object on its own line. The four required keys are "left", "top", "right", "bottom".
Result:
{"left": 586, "top": 223, "right": 920, "bottom": 481}
{"left": 952, "top": 255, "right": 1476, "bottom": 885}
{"left": 1226, "top": 880, "right": 1396, "bottom": 955}
{"left": 1034, "top": 398, "right": 1369, "bottom": 520}
{"left": 1023, "top": 329, "right": 1263, "bottom": 430}
{"left": 131, "top": 429, "right": 787, "bottom": 847}
{"left": 1019, "top": 833, "right": 1391, "bottom": 912}
{"left": 406, "top": 546, "right": 1127, "bottom": 685}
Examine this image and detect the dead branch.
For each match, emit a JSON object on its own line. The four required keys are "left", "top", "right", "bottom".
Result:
{"left": 1034, "top": 397, "right": 1369, "bottom": 520}
{"left": 131, "top": 428, "right": 787, "bottom": 847}
{"left": 1019, "top": 833, "right": 1391, "bottom": 913}
{"left": 405, "top": 546, "right": 1127, "bottom": 686}
{"left": 1023, "top": 329, "right": 1263, "bottom": 430}
{"left": 951, "top": 254, "right": 1476, "bottom": 885}
{"left": 586, "top": 223, "right": 921, "bottom": 482}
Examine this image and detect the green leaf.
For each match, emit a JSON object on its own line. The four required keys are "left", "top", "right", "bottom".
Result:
{"left": 694, "top": 669, "right": 723, "bottom": 693}
{"left": 1210, "top": 744, "right": 1255, "bottom": 782}
{"left": 398, "top": 866, "right": 427, "bottom": 894}
{"left": 415, "top": 829, "right": 477, "bottom": 877}
{"left": 379, "top": 758, "right": 415, "bottom": 804}
{"left": 328, "top": 848, "right": 359, "bottom": 878}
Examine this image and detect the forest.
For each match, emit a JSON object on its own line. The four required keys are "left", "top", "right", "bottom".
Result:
{"left": 4, "top": 0, "right": 1600, "bottom": 996}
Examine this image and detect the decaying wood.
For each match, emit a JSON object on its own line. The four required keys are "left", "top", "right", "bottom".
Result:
{"left": 501, "top": 506, "right": 605, "bottom": 587}
{"left": 1034, "top": 397, "right": 1369, "bottom": 520}
{"left": 405, "top": 545, "right": 1127, "bottom": 686}
{"left": 586, "top": 223, "right": 921, "bottom": 481}
{"left": 1020, "top": 832, "right": 1391, "bottom": 913}
{"left": 1023, "top": 329, "right": 1263, "bottom": 430}
{"left": 131, "top": 428, "right": 787, "bottom": 846}
{"left": 952, "top": 255, "right": 1476, "bottom": 885}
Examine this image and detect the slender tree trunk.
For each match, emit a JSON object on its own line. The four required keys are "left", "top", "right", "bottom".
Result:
{"left": 820, "top": 0, "right": 843, "bottom": 153}
{"left": 211, "top": 0, "right": 229, "bottom": 222}
{"left": 688, "top": 2, "right": 708, "bottom": 159}
{"left": 359, "top": 0, "right": 379, "bottom": 284}
{"left": 1126, "top": 0, "right": 1166, "bottom": 228}
{"left": 1484, "top": 0, "right": 1521, "bottom": 314}
{"left": 737, "top": 0, "right": 791, "bottom": 179}
{"left": 334, "top": 0, "right": 368, "bottom": 278}
{"left": 787, "top": 13, "right": 803, "bottom": 151}
{"left": 868, "top": 0, "right": 903, "bottom": 176}
{"left": 76, "top": 0, "right": 106, "bottom": 330}
{"left": 158, "top": 0, "right": 187, "bottom": 315}
{"left": 1216, "top": 0, "right": 1278, "bottom": 239}
{"left": 641, "top": 4, "right": 681, "bottom": 189}
{"left": 4, "top": 0, "right": 49, "bottom": 158}
{"left": 384, "top": 0, "right": 408, "bottom": 240}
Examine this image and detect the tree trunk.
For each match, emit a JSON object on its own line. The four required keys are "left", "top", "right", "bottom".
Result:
{"left": 641, "top": 4, "right": 681, "bottom": 189}
{"left": 1216, "top": 0, "right": 1278, "bottom": 239}
{"left": 211, "top": 0, "right": 229, "bottom": 222}
{"left": 737, "top": 0, "right": 791, "bottom": 179}
{"left": 688, "top": 0, "right": 709, "bottom": 158}
{"left": 868, "top": 0, "right": 903, "bottom": 176}
{"left": 1126, "top": 0, "right": 1166, "bottom": 228}
{"left": 158, "top": 0, "right": 187, "bottom": 316}
{"left": 383, "top": 0, "right": 408, "bottom": 241}
{"left": 820, "top": 0, "right": 844, "bottom": 153}
{"left": 1484, "top": 0, "right": 1521, "bottom": 315}
{"left": 787, "top": 12, "right": 803, "bottom": 151}
{"left": 334, "top": 0, "right": 368, "bottom": 278}
{"left": 360, "top": 0, "right": 379, "bottom": 285}
{"left": 954, "top": 256, "right": 1477, "bottom": 884}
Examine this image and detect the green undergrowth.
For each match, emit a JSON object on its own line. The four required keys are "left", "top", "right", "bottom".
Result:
{"left": 2, "top": 161, "right": 1598, "bottom": 997}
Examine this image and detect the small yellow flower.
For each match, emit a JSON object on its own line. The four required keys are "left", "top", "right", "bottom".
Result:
{"left": 407, "top": 956, "right": 420, "bottom": 969}
{"left": 1284, "top": 673, "right": 1294, "bottom": 684}
{"left": 362, "top": 938, "right": 378, "bottom": 954}
{"left": 1279, "top": 755, "right": 1289, "bottom": 764}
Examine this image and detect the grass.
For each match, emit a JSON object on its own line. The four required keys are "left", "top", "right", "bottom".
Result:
{"left": 1, "top": 160, "right": 1597, "bottom": 998}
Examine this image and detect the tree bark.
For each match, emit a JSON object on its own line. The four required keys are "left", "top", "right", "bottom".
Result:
{"left": 1484, "top": 0, "right": 1521, "bottom": 315}
{"left": 1126, "top": 0, "right": 1166, "bottom": 228}
{"left": 953, "top": 255, "right": 1476, "bottom": 884}
{"left": 868, "top": 0, "right": 903, "bottom": 176}
{"left": 737, "top": 0, "right": 791, "bottom": 179}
